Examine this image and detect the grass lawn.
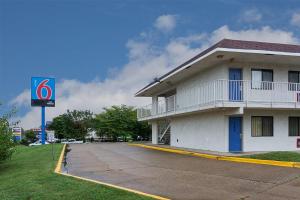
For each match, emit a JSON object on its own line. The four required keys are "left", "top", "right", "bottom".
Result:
{"left": 241, "top": 151, "right": 300, "bottom": 162}
{"left": 0, "top": 144, "right": 153, "bottom": 200}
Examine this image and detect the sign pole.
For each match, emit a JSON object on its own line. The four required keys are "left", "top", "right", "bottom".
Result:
{"left": 41, "top": 106, "right": 46, "bottom": 145}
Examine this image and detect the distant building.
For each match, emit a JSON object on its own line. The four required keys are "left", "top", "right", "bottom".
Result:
{"left": 46, "top": 130, "right": 55, "bottom": 142}
{"left": 85, "top": 129, "right": 100, "bottom": 141}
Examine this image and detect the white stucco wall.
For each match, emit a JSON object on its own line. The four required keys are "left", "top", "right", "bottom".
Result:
{"left": 237, "top": 62, "right": 300, "bottom": 82}
{"left": 170, "top": 111, "right": 228, "bottom": 152}
{"left": 243, "top": 109, "right": 300, "bottom": 152}
{"left": 153, "top": 108, "right": 300, "bottom": 152}
{"left": 176, "top": 64, "right": 228, "bottom": 108}
{"left": 216, "top": 62, "right": 300, "bottom": 81}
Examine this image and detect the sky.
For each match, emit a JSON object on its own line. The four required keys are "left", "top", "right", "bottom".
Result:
{"left": 1, "top": 0, "right": 300, "bottom": 129}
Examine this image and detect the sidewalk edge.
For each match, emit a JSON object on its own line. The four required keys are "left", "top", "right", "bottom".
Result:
{"left": 129, "top": 143, "right": 300, "bottom": 169}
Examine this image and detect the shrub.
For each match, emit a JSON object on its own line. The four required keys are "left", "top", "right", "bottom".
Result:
{"left": 0, "top": 104, "right": 16, "bottom": 162}
{"left": 20, "top": 139, "right": 30, "bottom": 146}
{"left": 0, "top": 118, "right": 15, "bottom": 161}
{"left": 24, "top": 130, "right": 37, "bottom": 143}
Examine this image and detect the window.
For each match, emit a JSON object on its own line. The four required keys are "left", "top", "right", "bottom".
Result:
{"left": 251, "top": 69, "right": 273, "bottom": 89}
{"left": 251, "top": 116, "right": 273, "bottom": 137}
{"left": 288, "top": 71, "right": 300, "bottom": 91}
{"left": 289, "top": 117, "right": 300, "bottom": 136}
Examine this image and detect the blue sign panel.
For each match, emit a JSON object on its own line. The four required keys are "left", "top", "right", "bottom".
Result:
{"left": 14, "top": 135, "right": 21, "bottom": 142}
{"left": 31, "top": 77, "right": 55, "bottom": 107}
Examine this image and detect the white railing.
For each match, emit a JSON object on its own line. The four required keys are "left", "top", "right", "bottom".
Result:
{"left": 137, "top": 103, "right": 152, "bottom": 119}
{"left": 137, "top": 80, "right": 300, "bottom": 120}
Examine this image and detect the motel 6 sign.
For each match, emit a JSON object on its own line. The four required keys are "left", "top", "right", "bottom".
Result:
{"left": 31, "top": 77, "right": 55, "bottom": 107}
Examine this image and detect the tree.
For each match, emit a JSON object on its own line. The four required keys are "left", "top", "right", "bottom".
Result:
{"left": 49, "top": 106, "right": 151, "bottom": 142}
{"left": 48, "top": 110, "right": 93, "bottom": 140}
{"left": 24, "top": 130, "right": 36, "bottom": 143}
{"left": 0, "top": 104, "right": 16, "bottom": 162}
{"left": 49, "top": 114, "right": 71, "bottom": 139}
{"left": 92, "top": 105, "right": 151, "bottom": 141}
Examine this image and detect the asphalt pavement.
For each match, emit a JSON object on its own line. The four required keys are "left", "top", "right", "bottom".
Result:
{"left": 67, "top": 143, "right": 300, "bottom": 200}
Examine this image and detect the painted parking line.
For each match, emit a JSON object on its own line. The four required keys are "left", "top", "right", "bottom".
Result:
{"left": 129, "top": 143, "right": 300, "bottom": 169}
{"left": 54, "top": 144, "right": 170, "bottom": 200}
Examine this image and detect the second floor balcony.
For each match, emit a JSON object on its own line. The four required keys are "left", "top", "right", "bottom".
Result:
{"left": 137, "top": 80, "right": 300, "bottom": 120}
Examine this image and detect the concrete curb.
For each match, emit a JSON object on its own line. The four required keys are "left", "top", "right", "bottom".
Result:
{"left": 129, "top": 143, "right": 300, "bottom": 169}
{"left": 54, "top": 144, "right": 170, "bottom": 200}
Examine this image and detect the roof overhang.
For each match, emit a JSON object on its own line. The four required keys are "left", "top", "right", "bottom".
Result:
{"left": 136, "top": 48, "right": 300, "bottom": 97}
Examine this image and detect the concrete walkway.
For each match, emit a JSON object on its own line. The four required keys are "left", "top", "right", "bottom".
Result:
{"left": 67, "top": 143, "right": 300, "bottom": 200}
{"left": 141, "top": 142, "right": 271, "bottom": 156}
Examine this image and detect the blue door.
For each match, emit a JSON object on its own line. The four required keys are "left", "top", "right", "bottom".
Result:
{"left": 229, "top": 117, "right": 242, "bottom": 152}
{"left": 229, "top": 69, "right": 243, "bottom": 101}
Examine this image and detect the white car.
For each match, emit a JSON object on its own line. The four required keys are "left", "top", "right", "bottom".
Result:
{"left": 29, "top": 141, "right": 49, "bottom": 146}
{"left": 68, "top": 139, "right": 84, "bottom": 144}
{"left": 61, "top": 139, "right": 83, "bottom": 144}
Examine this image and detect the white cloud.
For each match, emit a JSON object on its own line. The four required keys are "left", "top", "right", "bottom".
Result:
{"left": 240, "top": 9, "right": 262, "bottom": 23}
{"left": 154, "top": 14, "right": 177, "bottom": 32}
{"left": 291, "top": 12, "right": 300, "bottom": 27}
{"left": 11, "top": 23, "right": 299, "bottom": 129}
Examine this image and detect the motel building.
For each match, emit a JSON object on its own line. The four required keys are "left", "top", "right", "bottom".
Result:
{"left": 136, "top": 39, "right": 300, "bottom": 153}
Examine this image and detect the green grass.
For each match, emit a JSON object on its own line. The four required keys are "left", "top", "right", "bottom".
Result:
{"left": 241, "top": 151, "right": 300, "bottom": 162}
{"left": 0, "top": 144, "right": 153, "bottom": 200}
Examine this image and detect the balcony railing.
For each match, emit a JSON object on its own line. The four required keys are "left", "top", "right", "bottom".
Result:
{"left": 137, "top": 80, "right": 300, "bottom": 120}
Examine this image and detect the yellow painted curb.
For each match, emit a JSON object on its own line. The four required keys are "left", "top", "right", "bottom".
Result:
{"left": 60, "top": 172, "right": 170, "bottom": 200}
{"left": 129, "top": 143, "right": 219, "bottom": 159}
{"left": 54, "top": 144, "right": 66, "bottom": 173}
{"left": 54, "top": 144, "right": 170, "bottom": 200}
{"left": 129, "top": 143, "right": 300, "bottom": 169}
{"left": 293, "top": 162, "right": 300, "bottom": 168}
{"left": 217, "top": 156, "right": 295, "bottom": 168}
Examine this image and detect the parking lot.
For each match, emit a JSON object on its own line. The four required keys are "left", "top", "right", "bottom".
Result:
{"left": 67, "top": 143, "right": 300, "bottom": 200}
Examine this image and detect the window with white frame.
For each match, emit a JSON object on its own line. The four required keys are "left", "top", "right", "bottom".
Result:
{"left": 251, "top": 69, "right": 273, "bottom": 90}
{"left": 251, "top": 116, "right": 273, "bottom": 137}
{"left": 289, "top": 117, "right": 300, "bottom": 136}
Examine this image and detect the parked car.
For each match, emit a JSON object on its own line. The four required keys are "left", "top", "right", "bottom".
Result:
{"left": 68, "top": 139, "right": 83, "bottom": 144}
{"left": 29, "top": 141, "right": 49, "bottom": 146}
{"left": 61, "top": 139, "right": 83, "bottom": 144}
{"left": 136, "top": 136, "right": 150, "bottom": 141}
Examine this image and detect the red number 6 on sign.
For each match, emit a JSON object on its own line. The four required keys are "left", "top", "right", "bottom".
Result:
{"left": 36, "top": 79, "right": 52, "bottom": 100}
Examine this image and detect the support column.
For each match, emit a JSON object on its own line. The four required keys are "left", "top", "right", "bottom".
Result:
{"left": 152, "top": 96, "right": 158, "bottom": 115}
{"left": 151, "top": 121, "right": 158, "bottom": 144}
{"left": 41, "top": 106, "right": 46, "bottom": 145}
